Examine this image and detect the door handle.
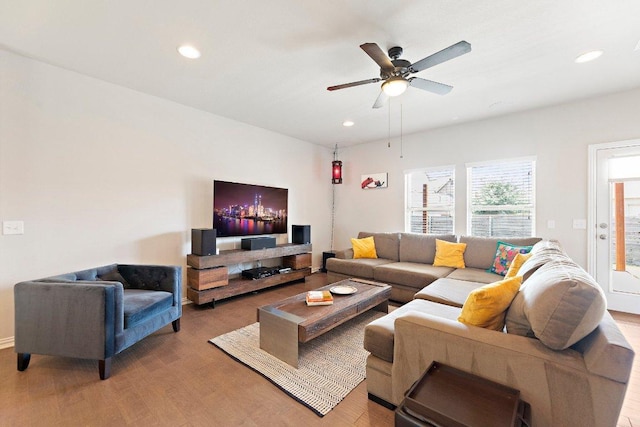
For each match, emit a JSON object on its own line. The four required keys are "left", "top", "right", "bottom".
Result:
{"left": 599, "top": 223, "right": 608, "bottom": 229}
{"left": 599, "top": 234, "right": 607, "bottom": 240}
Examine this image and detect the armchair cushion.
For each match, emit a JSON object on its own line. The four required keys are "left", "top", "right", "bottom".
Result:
{"left": 98, "top": 269, "right": 131, "bottom": 288}
{"left": 123, "top": 289, "right": 173, "bottom": 329}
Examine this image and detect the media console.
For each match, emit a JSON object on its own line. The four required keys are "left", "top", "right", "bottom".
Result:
{"left": 186, "top": 243, "right": 312, "bottom": 306}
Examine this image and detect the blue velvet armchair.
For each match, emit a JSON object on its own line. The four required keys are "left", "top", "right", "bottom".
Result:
{"left": 14, "top": 264, "right": 182, "bottom": 379}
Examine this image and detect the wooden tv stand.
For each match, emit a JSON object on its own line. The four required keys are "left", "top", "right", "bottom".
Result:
{"left": 186, "top": 243, "right": 312, "bottom": 306}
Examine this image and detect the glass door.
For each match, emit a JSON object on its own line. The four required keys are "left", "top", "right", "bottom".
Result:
{"left": 592, "top": 143, "right": 640, "bottom": 314}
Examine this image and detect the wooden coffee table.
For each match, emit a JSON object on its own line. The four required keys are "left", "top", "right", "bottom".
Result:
{"left": 257, "top": 278, "right": 391, "bottom": 367}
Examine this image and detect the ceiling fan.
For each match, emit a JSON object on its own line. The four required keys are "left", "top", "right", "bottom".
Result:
{"left": 327, "top": 41, "right": 471, "bottom": 108}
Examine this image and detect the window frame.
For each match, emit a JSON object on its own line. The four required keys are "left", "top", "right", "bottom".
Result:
{"left": 466, "top": 156, "right": 537, "bottom": 237}
{"left": 404, "top": 165, "right": 456, "bottom": 235}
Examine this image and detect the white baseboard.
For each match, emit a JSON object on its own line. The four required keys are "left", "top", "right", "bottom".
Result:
{"left": 182, "top": 297, "right": 192, "bottom": 305}
{"left": 0, "top": 336, "right": 15, "bottom": 349}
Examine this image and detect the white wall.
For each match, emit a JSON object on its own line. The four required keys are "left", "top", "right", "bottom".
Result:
{"left": 332, "top": 88, "right": 640, "bottom": 267}
{"left": 0, "top": 50, "right": 333, "bottom": 344}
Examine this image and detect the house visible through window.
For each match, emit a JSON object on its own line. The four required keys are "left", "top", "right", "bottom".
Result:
{"left": 467, "top": 157, "right": 536, "bottom": 237}
{"left": 405, "top": 167, "right": 455, "bottom": 234}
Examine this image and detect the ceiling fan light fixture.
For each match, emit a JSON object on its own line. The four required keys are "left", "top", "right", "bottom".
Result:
{"left": 382, "top": 77, "right": 409, "bottom": 97}
{"left": 177, "top": 45, "right": 201, "bottom": 59}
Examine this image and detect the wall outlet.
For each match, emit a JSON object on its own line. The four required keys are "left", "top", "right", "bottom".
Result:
{"left": 573, "top": 219, "right": 587, "bottom": 229}
{"left": 3, "top": 220, "right": 24, "bottom": 235}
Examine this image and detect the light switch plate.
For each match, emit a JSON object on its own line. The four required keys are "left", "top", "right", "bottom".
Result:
{"left": 547, "top": 220, "right": 555, "bottom": 229}
{"left": 3, "top": 220, "right": 24, "bottom": 235}
{"left": 573, "top": 219, "right": 587, "bottom": 229}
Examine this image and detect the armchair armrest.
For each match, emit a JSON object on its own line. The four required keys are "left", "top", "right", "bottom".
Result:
{"left": 118, "top": 265, "right": 182, "bottom": 306}
{"left": 14, "top": 281, "right": 124, "bottom": 360}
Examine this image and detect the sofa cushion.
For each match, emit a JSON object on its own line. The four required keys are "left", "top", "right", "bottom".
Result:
{"left": 459, "top": 236, "right": 541, "bottom": 270}
{"left": 325, "top": 257, "right": 394, "bottom": 280}
{"left": 414, "top": 278, "right": 487, "bottom": 307}
{"left": 518, "top": 240, "right": 571, "bottom": 281}
{"left": 399, "top": 233, "right": 457, "bottom": 264}
{"left": 488, "top": 241, "right": 533, "bottom": 276}
{"left": 433, "top": 239, "right": 467, "bottom": 268}
{"left": 364, "top": 299, "right": 461, "bottom": 363}
{"left": 358, "top": 232, "right": 400, "bottom": 261}
{"left": 351, "top": 236, "right": 378, "bottom": 259}
{"left": 458, "top": 276, "right": 522, "bottom": 331}
{"left": 505, "top": 260, "right": 606, "bottom": 350}
{"left": 123, "top": 289, "right": 173, "bottom": 329}
{"left": 373, "top": 262, "right": 454, "bottom": 289}
{"left": 445, "top": 267, "right": 502, "bottom": 284}
{"left": 505, "top": 252, "right": 532, "bottom": 278}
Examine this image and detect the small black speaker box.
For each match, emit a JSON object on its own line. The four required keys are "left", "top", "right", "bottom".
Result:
{"left": 292, "top": 225, "right": 311, "bottom": 244}
{"left": 241, "top": 236, "right": 277, "bottom": 250}
{"left": 192, "top": 228, "right": 217, "bottom": 256}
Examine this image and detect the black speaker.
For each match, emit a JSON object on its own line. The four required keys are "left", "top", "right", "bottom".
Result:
{"left": 241, "top": 236, "right": 277, "bottom": 250}
{"left": 292, "top": 225, "right": 311, "bottom": 244}
{"left": 192, "top": 228, "right": 217, "bottom": 256}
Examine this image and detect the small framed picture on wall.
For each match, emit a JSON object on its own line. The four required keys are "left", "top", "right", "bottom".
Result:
{"left": 361, "top": 173, "right": 388, "bottom": 189}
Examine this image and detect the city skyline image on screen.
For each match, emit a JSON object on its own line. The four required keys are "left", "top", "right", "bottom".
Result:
{"left": 213, "top": 180, "right": 288, "bottom": 237}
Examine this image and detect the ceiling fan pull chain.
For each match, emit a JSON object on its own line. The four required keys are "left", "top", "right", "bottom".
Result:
{"left": 388, "top": 101, "right": 391, "bottom": 148}
{"left": 400, "top": 103, "right": 403, "bottom": 159}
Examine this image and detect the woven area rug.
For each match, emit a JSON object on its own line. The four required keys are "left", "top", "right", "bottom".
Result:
{"left": 209, "top": 310, "right": 384, "bottom": 416}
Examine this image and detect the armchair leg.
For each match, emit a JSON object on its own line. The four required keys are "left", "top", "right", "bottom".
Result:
{"left": 99, "top": 358, "right": 111, "bottom": 380}
{"left": 172, "top": 318, "right": 181, "bottom": 332}
{"left": 17, "top": 353, "right": 31, "bottom": 371}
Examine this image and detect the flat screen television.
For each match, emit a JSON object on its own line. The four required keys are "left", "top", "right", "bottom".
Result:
{"left": 213, "top": 180, "right": 288, "bottom": 237}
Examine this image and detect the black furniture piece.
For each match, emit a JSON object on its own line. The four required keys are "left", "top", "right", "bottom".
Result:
{"left": 321, "top": 251, "right": 336, "bottom": 272}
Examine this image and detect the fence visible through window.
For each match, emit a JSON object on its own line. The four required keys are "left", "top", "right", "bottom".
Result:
{"left": 467, "top": 158, "right": 536, "bottom": 237}
{"left": 406, "top": 167, "right": 455, "bottom": 235}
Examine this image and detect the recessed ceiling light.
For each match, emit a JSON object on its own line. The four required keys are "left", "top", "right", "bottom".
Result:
{"left": 342, "top": 120, "right": 355, "bottom": 127}
{"left": 575, "top": 50, "right": 603, "bottom": 63}
{"left": 177, "top": 45, "right": 201, "bottom": 59}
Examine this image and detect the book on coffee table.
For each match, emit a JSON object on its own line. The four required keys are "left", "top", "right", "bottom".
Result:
{"left": 306, "top": 290, "right": 333, "bottom": 306}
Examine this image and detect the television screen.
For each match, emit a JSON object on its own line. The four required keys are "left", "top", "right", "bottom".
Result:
{"left": 213, "top": 180, "right": 288, "bottom": 237}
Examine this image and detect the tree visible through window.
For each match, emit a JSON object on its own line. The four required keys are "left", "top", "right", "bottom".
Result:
{"left": 405, "top": 167, "right": 455, "bottom": 234}
{"left": 467, "top": 158, "right": 536, "bottom": 237}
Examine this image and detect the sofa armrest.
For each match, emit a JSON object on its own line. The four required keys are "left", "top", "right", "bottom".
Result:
{"left": 391, "top": 311, "right": 629, "bottom": 427}
{"left": 118, "top": 265, "right": 182, "bottom": 306}
{"left": 334, "top": 248, "right": 354, "bottom": 259}
{"left": 14, "top": 281, "right": 123, "bottom": 360}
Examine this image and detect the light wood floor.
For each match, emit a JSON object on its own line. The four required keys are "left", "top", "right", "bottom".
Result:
{"left": 1, "top": 273, "right": 638, "bottom": 427}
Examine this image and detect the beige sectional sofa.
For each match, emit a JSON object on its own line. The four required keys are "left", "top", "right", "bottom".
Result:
{"left": 326, "top": 232, "right": 540, "bottom": 303}
{"left": 328, "top": 233, "right": 635, "bottom": 426}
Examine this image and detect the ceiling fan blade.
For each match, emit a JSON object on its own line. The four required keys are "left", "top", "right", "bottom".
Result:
{"left": 327, "top": 78, "right": 381, "bottom": 91}
{"left": 360, "top": 43, "right": 395, "bottom": 72}
{"left": 409, "top": 41, "right": 471, "bottom": 73}
{"left": 372, "top": 91, "right": 388, "bottom": 109}
{"left": 409, "top": 77, "right": 453, "bottom": 95}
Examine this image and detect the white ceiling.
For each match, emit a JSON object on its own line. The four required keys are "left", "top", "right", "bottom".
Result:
{"left": 2, "top": 1, "right": 640, "bottom": 148}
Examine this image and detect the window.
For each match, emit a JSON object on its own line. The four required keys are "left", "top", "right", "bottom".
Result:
{"left": 467, "top": 158, "right": 536, "bottom": 237}
{"left": 405, "top": 167, "right": 455, "bottom": 234}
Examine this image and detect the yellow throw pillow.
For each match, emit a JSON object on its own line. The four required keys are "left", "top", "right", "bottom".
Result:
{"left": 433, "top": 239, "right": 467, "bottom": 268}
{"left": 458, "top": 276, "right": 523, "bottom": 331}
{"left": 505, "top": 252, "right": 533, "bottom": 278}
{"left": 351, "top": 236, "right": 378, "bottom": 259}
